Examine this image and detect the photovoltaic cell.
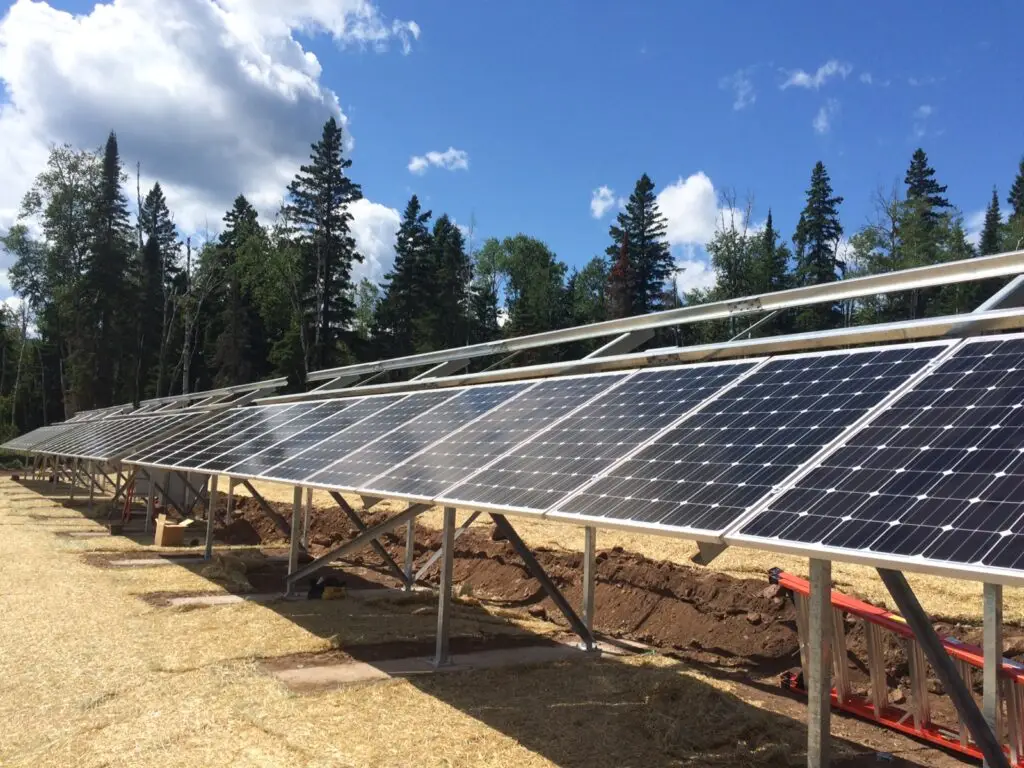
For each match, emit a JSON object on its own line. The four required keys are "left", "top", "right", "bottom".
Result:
{"left": 736, "top": 336, "right": 1024, "bottom": 573}
{"left": 373, "top": 373, "right": 627, "bottom": 502}
{"left": 128, "top": 409, "right": 259, "bottom": 467}
{"left": 314, "top": 383, "right": 530, "bottom": 492}
{"left": 70, "top": 414, "right": 195, "bottom": 460}
{"left": 551, "top": 343, "right": 949, "bottom": 536}
{"left": 2, "top": 424, "right": 76, "bottom": 452}
{"left": 163, "top": 404, "right": 301, "bottom": 471}
{"left": 443, "top": 363, "right": 757, "bottom": 513}
{"left": 192, "top": 403, "right": 326, "bottom": 472}
{"left": 36, "top": 419, "right": 123, "bottom": 455}
{"left": 223, "top": 400, "right": 362, "bottom": 477}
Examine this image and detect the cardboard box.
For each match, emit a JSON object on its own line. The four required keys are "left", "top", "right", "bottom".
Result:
{"left": 154, "top": 514, "right": 196, "bottom": 547}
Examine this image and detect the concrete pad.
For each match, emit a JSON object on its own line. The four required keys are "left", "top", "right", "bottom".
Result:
{"left": 167, "top": 593, "right": 279, "bottom": 607}
{"left": 272, "top": 642, "right": 608, "bottom": 690}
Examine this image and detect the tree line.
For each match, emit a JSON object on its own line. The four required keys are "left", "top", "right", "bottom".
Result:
{"left": 1, "top": 116, "right": 1022, "bottom": 439}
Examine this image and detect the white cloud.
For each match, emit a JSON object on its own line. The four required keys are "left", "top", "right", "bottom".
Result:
{"left": 912, "top": 104, "right": 934, "bottom": 139}
{"left": 859, "top": 72, "right": 873, "bottom": 85}
{"left": 813, "top": 99, "right": 840, "bottom": 134}
{"left": 590, "top": 185, "right": 616, "bottom": 218}
{"left": 348, "top": 198, "right": 400, "bottom": 284}
{"left": 656, "top": 173, "right": 720, "bottom": 246}
{"left": 0, "top": 0, "right": 418, "bottom": 237}
{"left": 719, "top": 68, "right": 755, "bottom": 110}
{"left": 675, "top": 256, "right": 717, "bottom": 295}
{"left": 781, "top": 59, "right": 852, "bottom": 90}
{"left": 407, "top": 147, "right": 469, "bottom": 175}
{"left": 914, "top": 104, "right": 934, "bottom": 119}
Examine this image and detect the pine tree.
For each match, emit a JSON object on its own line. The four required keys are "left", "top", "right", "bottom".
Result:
{"left": 1008, "top": 157, "right": 1024, "bottom": 222}
{"left": 138, "top": 182, "right": 180, "bottom": 398}
{"left": 792, "top": 161, "right": 844, "bottom": 331}
{"left": 468, "top": 278, "right": 500, "bottom": 344}
{"left": 980, "top": 187, "right": 1003, "bottom": 257}
{"left": 904, "top": 148, "right": 951, "bottom": 223}
{"left": 607, "top": 234, "right": 635, "bottom": 319}
{"left": 283, "top": 117, "right": 363, "bottom": 372}
{"left": 752, "top": 210, "right": 791, "bottom": 295}
{"left": 374, "top": 195, "right": 434, "bottom": 356}
{"left": 605, "top": 174, "right": 674, "bottom": 315}
{"left": 85, "top": 131, "right": 135, "bottom": 406}
{"left": 429, "top": 215, "right": 472, "bottom": 349}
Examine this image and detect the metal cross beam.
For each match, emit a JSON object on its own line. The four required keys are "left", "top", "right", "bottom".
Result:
{"left": 878, "top": 568, "right": 1009, "bottom": 768}
{"left": 238, "top": 479, "right": 292, "bottom": 536}
{"left": 490, "top": 514, "right": 594, "bottom": 647}
{"left": 285, "top": 504, "right": 429, "bottom": 588}
{"left": 415, "top": 511, "right": 481, "bottom": 582}
{"left": 149, "top": 479, "right": 187, "bottom": 517}
{"left": 328, "top": 491, "right": 409, "bottom": 585}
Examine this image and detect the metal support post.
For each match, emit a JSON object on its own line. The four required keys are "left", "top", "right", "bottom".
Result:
{"left": 88, "top": 461, "right": 95, "bottom": 514}
{"left": 111, "top": 470, "right": 122, "bottom": 519}
{"left": 225, "top": 477, "right": 236, "bottom": 522}
{"left": 144, "top": 471, "right": 155, "bottom": 534}
{"left": 404, "top": 518, "right": 416, "bottom": 590}
{"left": 808, "top": 559, "right": 833, "bottom": 768}
{"left": 985, "top": 582, "right": 1004, "bottom": 767}
{"left": 70, "top": 458, "right": 79, "bottom": 501}
{"left": 582, "top": 526, "right": 597, "bottom": 651}
{"left": 204, "top": 475, "right": 219, "bottom": 561}
{"left": 434, "top": 506, "right": 456, "bottom": 667}
{"left": 303, "top": 487, "right": 313, "bottom": 549}
{"left": 287, "top": 486, "right": 303, "bottom": 595}
{"left": 414, "top": 511, "right": 480, "bottom": 583}
{"left": 878, "top": 569, "right": 1009, "bottom": 768}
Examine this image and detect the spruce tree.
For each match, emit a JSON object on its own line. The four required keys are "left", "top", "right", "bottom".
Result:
{"left": 138, "top": 183, "right": 180, "bottom": 398}
{"left": 753, "top": 210, "right": 791, "bottom": 295}
{"left": 468, "top": 276, "right": 501, "bottom": 344}
{"left": 607, "top": 234, "right": 635, "bottom": 319}
{"left": 86, "top": 131, "right": 135, "bottom": 406}
{"left": 283, "top": 117, "right": 363, "bottom": 372}
{"left": 1008, "top": 157, "right": 1024, "bottom": 222}
{"left": 792, "top": 161, "right": 844, "bottom": 331}
{"left": 904, "top": 148, "right": 951, "bottom": 223}
{"left": 979, "top": 187, "right": 1003, "bottom": 257}
{"left": 429, "top": 215, "right": 472, "bottom": 349}
{"left": 374, "top": 195, "right": 434, "bottom": 356}
{"left": 605, "top": 174, "right": 674, "bottom": 315}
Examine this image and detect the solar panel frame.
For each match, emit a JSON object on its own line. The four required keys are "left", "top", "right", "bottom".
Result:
{"left": 66, "top": 413, "right": 198, "bottom": 462}
{"left": 725, "top": 333, "right": 1024, "bottom": 587}
{"left": 545, "top": 339, "right": 958, "bottom": 541}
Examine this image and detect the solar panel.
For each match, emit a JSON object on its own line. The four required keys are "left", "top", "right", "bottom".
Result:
{"left": 440, "top": 362, "right": 758, "bottom": 514}
{"left": 70, "top": 414, "right": 195, "bottom": 461}
{"left": 127, "top": 408, "right": 257, "bottom": 467}
{"left": 548, "top": 342, "right": 952, "bottom": 538}
{"left": 1, "top": 424, "right": 74, "bottom": 452}
{"left": 371, "top": 373, "right": 628, "bottom": 502}
{"left": 33, "top": 419, "right": 117, "bottom": 455}
{"left": 311, "top": 382, "right": 531, "bottom": 493}
{"left": 222, "top": 399, "right": 361, "bottom": 477}
{"left": 251, "top": 394, "right": 415, "bottom": 484}
{"left": 194, "top": 402, "right": 333, "bottom": 472}
{"left": 157, "top": 404, "right": 302, "bottom": 471}
{"left": 731, "top": 335, "right": 1024, "bottom": 578}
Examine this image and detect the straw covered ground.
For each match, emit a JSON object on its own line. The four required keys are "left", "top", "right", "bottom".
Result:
{"left": 0, "top": 475, "right": 974, "bottom": 767}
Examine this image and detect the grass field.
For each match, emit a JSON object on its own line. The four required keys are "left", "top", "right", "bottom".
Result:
{"left": 0, "top": 476, "right": 981, "bottom": 766}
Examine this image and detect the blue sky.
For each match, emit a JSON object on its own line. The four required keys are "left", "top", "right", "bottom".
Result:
{"left": 1, "top": 0, "right": 1023, "bottom": 301}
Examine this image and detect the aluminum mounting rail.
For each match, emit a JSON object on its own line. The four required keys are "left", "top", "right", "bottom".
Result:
{"left": 259, "top": 306, "right": 1024, "bottom": 403}
{"left": 304, "top": 248, "right": 1024, "bottom": 384}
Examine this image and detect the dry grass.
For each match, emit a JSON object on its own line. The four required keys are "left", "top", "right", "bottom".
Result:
{"left": 234, "top": 479, "right": 1024, "bottom": 626}
{"left": 0, "top": 476, "right": 852, "bottom": 768}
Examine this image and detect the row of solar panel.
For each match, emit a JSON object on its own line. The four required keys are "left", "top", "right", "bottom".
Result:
{"left": 11, "top": 333, "right": 1024, "bottom": 583}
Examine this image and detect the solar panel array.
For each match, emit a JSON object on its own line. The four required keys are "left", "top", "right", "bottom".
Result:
{"left": 733, "top": 336, "right": 1024, "bottom": 575}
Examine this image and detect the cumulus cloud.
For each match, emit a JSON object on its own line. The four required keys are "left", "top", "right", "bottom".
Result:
{"left": 781, "top": 59, "right": 852, "bottom": 90}
{"left": 813, "top": 99, "right": 840, "bottom": 134}
{"left": 859, "top": 72, "right": 873, "bottom": 85}
{"left": 719, "top": 68, "right": 755, "bottom": 110}
{"left": 912, "top": 104, "right": 934, "bottom": 139}
{"left": 590, "top": 185, "right": 617, "bottom": 219}
{"left": 674, "top": 256, "right": 717, "bottom": 295}
{"left": 348, "top": 197, "right": 400, "bottom": 283}
{"left": 0, "top": 0, "right": 418, "bottom": 237}
{"left": 407, "top": 147, "right": 469, "bottom": 175}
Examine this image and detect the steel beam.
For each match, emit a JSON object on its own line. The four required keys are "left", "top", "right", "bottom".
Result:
{"left": 878, "top": 568, "right": 1009, "bottom": 768}
{"left": 150, "top": 479, "right": 186, "bottom": 517}
{"left": 434, "top": 506, "right": 456, "bottom": 667}
{"left": 985, "top": 582, "right": 1004, "bottom": 768}
{"left": 404, "top": 518, "right": 416, "bottom": 590}
{"left": 144, "top": 471, "right": 155, "bottom": 533}
{"left": 584, "top": 329, "right": 656, "bottom": 358}
{"left": 204, "top": 475, "right": 219, "bottom": 560}
{"left": 412, "top": 359, "right": 469, "bottom": 379}
{"left": 285, "top": 504, "right": 428, "bottom": 587}
{"left": 415, "top": 511, "right": 480, "bottom": 582}
{"left": 287, "top": 486, "right": 302, "bottom": 593}
{"left": 692, "top": 541, "right": 728, "bottom": 566}
{"left": 225, "top": 477, "right": 236, "bottom": 521}
{"left": 327, "top": 492, "right": 408, "bottom": 585}
{"left": 808, "top": 559, "right": 833, "bottom": 768}
{"left": 582, "top": 526, "right": 597, "bottom": 651}
{"left": 302, "top": 487, "right": 313, "bottom": 549}
{"left": 491, "top": 514, "right": 593, "bottom": 646}
{"left": 730, "top": 309, "right": 780, "bottom": 340}
{"left": 88, "top": 460, "right": 96, "bottom": 513}
{"left": 239, "top": 479, "right": 292, "bottom": 536}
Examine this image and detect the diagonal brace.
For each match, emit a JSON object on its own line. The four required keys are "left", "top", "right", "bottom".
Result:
{"left": 416, "top": 511, "right": 481, "bottom": 582}
{"left": 328, "top": 492, "right": 409, "bottom": 585}
{"left": 150, "top": 479, "right": 187, "bottom": 517}
{"left": 878, "top": 568, "right": 1009, "bottom": 768}
{"left": 239, "top": 479, "right": 292, "bottom": 536}
{"left": 490, "top": 514, "right": 594, "bottom": 647}
{"left": 175, "top": 472, "right": 209, "bottom": 510}
{"left": 286, "top": 504, "right": 428, "bottom": 588}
